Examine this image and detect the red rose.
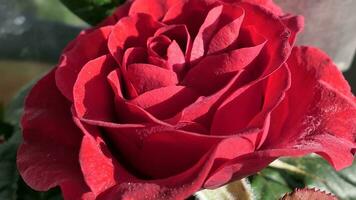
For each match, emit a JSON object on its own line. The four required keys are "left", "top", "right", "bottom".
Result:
{"left": 17, "top": 0, "right": 356, "bottom": 199}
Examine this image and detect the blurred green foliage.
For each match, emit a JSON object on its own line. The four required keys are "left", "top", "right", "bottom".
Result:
{"left": 33, "top": 0, "right": 86, "bottom": 26}
{"left": 60, "top": 0, "right": 125, "bottom": 25}
{"left": 250, "top": 157, "right": 356, "bottom": 200}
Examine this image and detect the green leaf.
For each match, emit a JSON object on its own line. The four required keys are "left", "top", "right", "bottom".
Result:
{"left": 283, "top": 156, "right": 356, "bottom": 200}
{"left": 0, "top": 130, "right": 21, "bottom": 200}
{"left": 33, "top": 0, "right": 86, "bottom": 26}
{"left": 249, "top": 168, "right": 295, "bottom": 200}
{"left": 0, "top": 104, "right": 14, "bottom": 141}
{"left": 16, "top": 178, "right": 62, "bottom": 200}
{"left": 59, "top": 0, "right": 125, "bottom": 25}
{"left": 4, "top": 82, "right": 33, "bottom": 125}
{"left": 0, "top": 82, "right": 63, "bottom": 200}
{"left": 249, "top": 156, "right": 356, "bottom": 200}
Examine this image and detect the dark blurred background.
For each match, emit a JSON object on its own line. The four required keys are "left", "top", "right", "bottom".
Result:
{"left": 0, "top": 0, "right": 355, "bottom": 106}
{"left": 0, "top": 0, "right": 87, "bottom": 104}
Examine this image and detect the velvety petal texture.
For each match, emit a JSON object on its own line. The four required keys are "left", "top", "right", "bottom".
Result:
{"left": 17, "top": 0, "right": 356, "bottom": 200}
{"left": 17, "top": 70, "right": 93, "bottom": 199}
{"left": 262, "top": 47, "right": 356, "bottom": 170}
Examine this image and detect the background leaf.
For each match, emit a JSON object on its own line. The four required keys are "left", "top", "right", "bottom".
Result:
{"left": 0, "top": 130, "right": 20, "bottom": 200}
{"left": 0, "top": 105, "right": 14, "bottom": 142}
{"left": 59, "top": 0, "right": 125, "bottom": 25}
{"left": 249, "top": 156, "right": 356, "bottom": 200}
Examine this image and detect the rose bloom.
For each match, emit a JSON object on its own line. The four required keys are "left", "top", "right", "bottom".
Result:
{"left": 17, "top": 0, "right": 356, "bottom": 199}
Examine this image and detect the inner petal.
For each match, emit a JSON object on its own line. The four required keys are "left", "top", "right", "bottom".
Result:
{"left": 207, "top": 6, "right": 244, "bottom": 54}
{"left": 154, "top": 24, "right": 191, "bottom": 55}
{"left": 183, "top": 40, "right": 266, "bottom": 95}
{"left": 127, "top": 63, "right": 179, "bottom": 95}
{"left": 147, "top": 35, "right": 172, "bottom": 59}
{"left": 104, "top": 127, "right": 219, "bottom": 180}
{"left": 210, "top": 80, "right": 265, "bottom": 135}
{"left": 108, "top": 13, "right": 163, "bottom": 64}
{"left": 130, "top": 86, "right": 200, "bottom": 120}
{"left": 190, "top": 4, "right": 244, "bottom": 62}
{"left": 73, "top": 55, "right": 117, "bottom": 122}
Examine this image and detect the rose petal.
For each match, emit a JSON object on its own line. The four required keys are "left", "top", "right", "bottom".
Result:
{"left": 115, "top": 100, "right": 173, "bottom": 125}
{"left": 17, "top": 70, "right": 90, "bottom": 194}
{"left": 147, "top": 35, "right": 172, "bottom": 59}
{"left": 207, "top": 6, "right": 244, "bottom": 55}
{"left": 175, "top": 71, "right": 243, "bottom": 127}
{"left": 78, "top": 127, "right": 118, "bottom": 195}
{"left": 239, "top": 2, "right": 293, "bottom": 80}
{"left": 154, "top": 24, "right": 191, "bottom": 56}
{"left": 190, "top": 4, "right": 245, "bottom": 62}
{"left": 233, "top": 0, "right": 283, "bottom": 15}
{"left": 56, "top": 26, "right": 112, "bottom": 101}
{"left": 205, "top": 135, "right": 354, "bottom": 188}
{"left": 89, "top": 123, "right": 254, "bottom": 199}
{"left": 210, "top": 78, "right": 265, "bottom": 135}
{"left": 61, "top": 180, "right": 96, "bottom": 200}
{"left": 204, "top": 150, "right": 276, "bottom": 188}
{"left": 183, "top": 41, "right": 266, "bottom": 95}
{"left": 281, "top": 14, "right": 304, "bottom": 46}
{"left": 73, "top": 55, "right": 117, "bottom": 122}
{"left": 264, "top": 47, "right": 356, "bottom": 170}
{"left": 236, "top": 26, "right": 268, "bottom": 49}
{"left": 210, "top": 64, "right": 290, "bottom": 139}
{"left": 96, "top": 133, "right": 252, "bottom": 200}
{"left": 137, "top": 132, "right": 253, "bottom": 180}
{"left": 190, "top": 5, "right": 224, "bottom": 62}
{"left": 163, "top": 0, "right": 214, "bottom": 37}
{"left": 121, "top": 47, "right": 148, "bottom": 98}
{"left": 127, "top": 63, "right": 179, "bottom": 94}
{"left": 130, "top": 86, "right": 199, "bottom": 120}
{"left": 74, "top": 117, "right": 141, "bottom": 197}
{"left": 247, "top": 64, "right": 291, "bottom": 148}
{"left": 127, "top": 130, "right": 218, "bottom": 179}
{"left": 104, "top": 125, "right": 252, "bottom": 179}
{"left": 167, "top": 40, "right": 186, "bottom": 75}
{"left": 107, "top": 69, "right": 124, "bottom": 99}
{"left": 108, "top": 14, "right": 163, "bottom": 63}
{"left": 129, "top": 0, "right": 180, "bottom": 20}
{"left": 107, "top": 69, "right": 160, "bottom": 127}
{"left": 97, "top": 147, "right": 215, "bottom": 200}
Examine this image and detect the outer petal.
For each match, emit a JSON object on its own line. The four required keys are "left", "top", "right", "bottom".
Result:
{"left": 96, "top": 149, "right": 214, "bottom": 200}
{"left": 96, "top": 128, "right": 253, "bottom": 200}
{"left": 162, "top": 0, "right": 215, "bottom": 37}
{"left": 73, "top": 55, "right": 117, "bottom": 122}
{"left": 106, "top": 128, "right": 218, "bottom": 179}
{"left": 74, "top": 119, "right": 137, "bottom": 196}
{"left": 56, "top": 26, "right": 113, "bottom": 101}
{"left": 211, "top": 64, "right": 290, "bottom": 137}
{"left": 183, "top": 41, "right": 266, "bottom": 95}
{"left": 263, "top": 46, "right": 356, "bottom": 170}
{"left": 17, "top": 70, "right": 92, "bottom": 197}
{"left": 281, "top": 14, "right": 304, "bottom": 46}
{"left": 129, "top": 0, "right": 180, "bottom": 20}
{"left": 61, "top": 180, "right": 96, "bottom": 200}
{"left": 190, "top": 5, "right": 244, "bottom": 62}
{"left": 236, "top": 0, "right": 283, "bottom": 15}
{"left": 238, "top": 2, "right": 293, "bottom": 81}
